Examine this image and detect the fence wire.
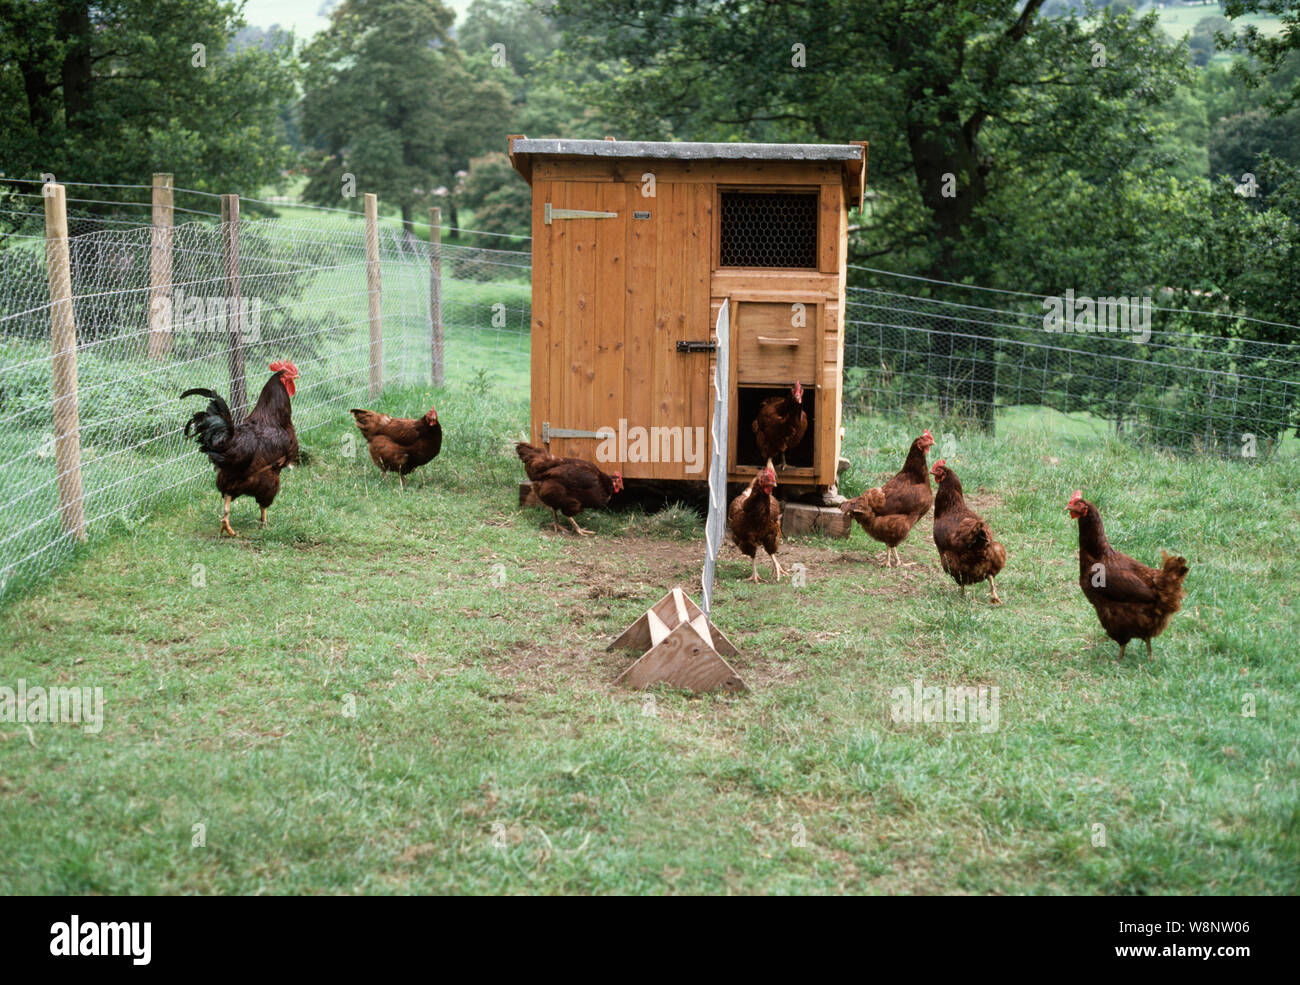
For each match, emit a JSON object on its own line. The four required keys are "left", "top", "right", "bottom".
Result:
{"left": 0, "top": 199, "right": 530, "bottom": 603}
{"left": 842, "top": 274, "right": 1300, "bottom": 455}
{"left": 1, "top": 191, "right": 1296, "bottom": 605}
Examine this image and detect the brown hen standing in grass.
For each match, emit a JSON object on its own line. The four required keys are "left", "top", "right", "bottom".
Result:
{"left": 349, "top": 405, "right": 442, "bottom": 486}
{"left": 728, "top": 462, "right": 783, "bottom": 583}
{"left": 515, "top": 442, "right": 622, "bottom": 535}
{"left": 838, "top": 430, "right": 934, "bottom": 567}
{"left": 930, "top": 459, "right": 1006, "bottom": 603}
{"left": 1068, "top": 490, "right": 1189, "bottom": 660}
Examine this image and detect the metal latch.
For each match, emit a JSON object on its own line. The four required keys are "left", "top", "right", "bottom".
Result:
{"left": 542, "top": 422, "right": 608, "bottom": 443}
{"left": 544, "top": 203, "right": 619, "bottom": 224}
{"left": 676, "top": 340, "right": 716, "bottom": 353}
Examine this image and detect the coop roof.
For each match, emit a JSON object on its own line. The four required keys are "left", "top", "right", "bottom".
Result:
{"left": 508, "top": 136, "right": 868, "bottom": 208}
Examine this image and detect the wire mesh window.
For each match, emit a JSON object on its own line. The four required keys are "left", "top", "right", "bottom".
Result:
{"left": 718, "top": 191, "right": 818, "bottom": 268}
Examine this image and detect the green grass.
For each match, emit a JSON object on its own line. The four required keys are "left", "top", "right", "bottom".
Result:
{"left": 0, "top": 253, "right": 530, "bottom": 603}
{"left": 1, "top": 382, "right": 1296, "bottom": 895}
{"left": 1142, "top": 1, "right": 1286, "bottom": 39}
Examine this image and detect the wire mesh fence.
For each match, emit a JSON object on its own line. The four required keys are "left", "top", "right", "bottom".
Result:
{"left": 1, "top": 179, "right": 1296, "bottom": 604}
{"left": 843, "top": 268, "right": 1300, "bottom": 457}
{"left": 0, "top": 181, "right": 530, "bottom": 603}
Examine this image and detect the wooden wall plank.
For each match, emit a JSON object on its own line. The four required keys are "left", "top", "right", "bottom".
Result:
{"left": 819, "top": 182, "right": 839, "bottom": 274}
{"left": 594, "top": 181, "right": 627, "bottom": 458}
{"left": 530, "top": 179, "right": 551, "bottom": 444}
{"left": 652, "top": 183, "right": 683, "bottom": 480}
{"left": 624, "top": 179, "right": 656, "bottom": 480}
{"left": 548, "top": 181, "right": 570, "bottom": 452}
{"left": 564, "top": 183, "right": 600, "bottom": 461}
{"left": 686, "top": 183, "right": 712, "bottom": 476}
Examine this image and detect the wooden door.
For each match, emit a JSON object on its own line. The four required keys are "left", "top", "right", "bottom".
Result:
{"left": 534, "top": 179, "right": 712, "bottom": 481}
{"left": 624, "top": 181, "right": 712, "bottom": 479}
{"left": 533, "top": 180, "right": 625, "bottom": 464}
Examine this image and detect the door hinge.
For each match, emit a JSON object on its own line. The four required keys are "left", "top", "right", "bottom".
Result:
{"left": 542, "top": 422, "right": 608, "bottom": 443}
{"left": 545, "top": 203, "right": 619, "bottom": 224}
{"left": 676, "top": 340, "right": 716, "bottom": 354}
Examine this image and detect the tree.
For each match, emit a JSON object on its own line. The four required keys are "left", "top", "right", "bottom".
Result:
{"left": 457, "top": 0, "right": 561, "bottom": 86}
{"left": 458, "top": 151, "right": 532, "bottom": 244}
{"left": 1225, "top": 1, "right": 1300, "bottom": 106}
{"left": 1188, "top": 15, "right": 1234, "bottom": 66}
{"left": 552, "top": 0, "right": 1192, "bottom": 429}
{"left": 298, "top": 0, "right": 511, "bottom": 233}
{"left": 0, "top": 0, "right": 296, "bottom": 205}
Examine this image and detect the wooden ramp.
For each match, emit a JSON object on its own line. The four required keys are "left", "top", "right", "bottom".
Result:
{"left": 609, "top": 588, "right": 746, "bottom": 693}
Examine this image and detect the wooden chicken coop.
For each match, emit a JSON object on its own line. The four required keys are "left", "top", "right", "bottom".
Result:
{"left": 508, "top": 136, "right": 867, "bottom": 489}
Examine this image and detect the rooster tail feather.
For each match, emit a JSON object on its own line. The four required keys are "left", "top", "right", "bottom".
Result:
{"left": 180, "top": 388, "right": 234, "bottom": 461}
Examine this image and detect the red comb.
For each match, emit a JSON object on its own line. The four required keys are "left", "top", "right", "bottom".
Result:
{"left": 269, "top": 360, "right": 298, "bottom": 375}
{"left": 922, "top": 429, "right": 933, "bottom": 439}
{"left": 934, "top": 459, "right": 946, "bottom": 468}
{"left": 1070, "top": 489, "right": 1083, "bottom": 501}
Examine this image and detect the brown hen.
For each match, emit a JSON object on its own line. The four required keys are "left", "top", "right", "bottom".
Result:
{"left": 838, "top": 430, "right": 935, "bottom": 567}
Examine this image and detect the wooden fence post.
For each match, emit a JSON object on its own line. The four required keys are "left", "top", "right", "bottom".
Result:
{"left": 147, "top": 172, "right": 174, "bottom": 359}
{"left": 43, "top": 183, "right": 87, "bottom": 542}
{"left": 221, "top": 194, "right": 247, "bottom": 420}
{"left": 365, "top": 193, "right": 382, "bottom": 398}
{"left": 430, "top": 206, "right": 443, "bottom": 386}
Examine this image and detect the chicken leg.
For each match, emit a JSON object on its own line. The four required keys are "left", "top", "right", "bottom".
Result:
{"left": 1145, "top": 639, "right": 1154, "bottom": 661}
{"left": 770, "top": 554, "right": 785, "bottom": 582}
{"left": 219, "top": 495, "right": 238, "bottom": 537}
{"left": 741, "top": 555, "right": 763, "bottom": 583}
{"left": 988, "top": 576, "right": 1002, "bottom": 605}
{"left": 567, "top": 516, "right": 594, "bottom": 536}
{"left": 260, "top": 506, "right": 268, "bottom": 528}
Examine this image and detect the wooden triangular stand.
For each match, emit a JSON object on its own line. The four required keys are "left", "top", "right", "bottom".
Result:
{"left": 609, "top": 588, "right": 746, "bottom": 693}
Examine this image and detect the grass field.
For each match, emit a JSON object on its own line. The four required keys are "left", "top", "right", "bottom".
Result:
{"left": 0, "top": 380, "right": 1296, "bottom": 895}
{"left": 1143, "top": 1, "right": 1286, "bottom": 39}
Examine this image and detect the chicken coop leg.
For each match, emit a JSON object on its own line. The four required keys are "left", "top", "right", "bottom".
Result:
{"left": 771, "top": 554, "right": 785, "bottom": 582}
{"left": 567, "top": 516, "right": 594, "bottom": 536}
{"left": 741, "top": 555, "right": 763, "bottom": 583}
{"left": 988, "top": 576, "right": 1002, "bottom": 605}
{"left": 219, "top": 496, "right": 238, "bottom": 537}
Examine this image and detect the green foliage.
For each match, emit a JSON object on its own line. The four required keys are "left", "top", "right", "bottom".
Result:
{"left": 458, "top": 152, "right": 532, "bottom": 243}
{"left": 299, "top": 0, "right": 512, "bottom": 229}
{"left": 0, "top": 0, "right": 296, "bottom": 204}
{"left": 1224, "top": 0, "right": 1300, "bottom": 105}
{"left": 1189, "top": 14, "right": 1236, "bottom": 66}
